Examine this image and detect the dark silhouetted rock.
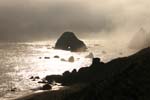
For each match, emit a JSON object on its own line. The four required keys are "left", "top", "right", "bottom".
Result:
{"left": 42, "top": 84, "right": 52, "bottom": 90}
{"left": 54, "top": 55, "right": 59, "bottom": 58}
{"left": 35, "top": 76, "right": 40, "bottom": 79}
{"left": 30, "top": 76, "right": 40, "bottom": 81}
{"left": 45, "top": 75, "right": 62, "bottom": 84}
{"left": 64, "top": 47, "right": 150, "bottom": 100}
{"left": 68, "top": 56, "right": 74, "bottom": 62}
{"left": 71, "top": 69, "right": 77, "bottom": 74}
{"left": 44, "top": 57, "right": 50, "bottom": 59}
{"left": 46, "top": 57, "right": 104, "bottom": 85}
{"left": 46, "top": 48, "right": 150, "bottom": 88}
{"left": 91, "top": 58, "right": 101, "bottom": 66}
{"left": 29, "top": 76, "right": 34, "bottom": 79}
{"left": 55, "top": 32, "right": 87, "bottom": 52}
{"left": 63, "top": 71, "right": 71, "bottom": 77}
{"left": 15, "top": 47, "right": 150, "bottom": 100}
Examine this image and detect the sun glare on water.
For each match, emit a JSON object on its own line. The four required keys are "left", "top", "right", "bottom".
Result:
{"left": 33, "top": 49, "right": 92, "bottom": 77}
{"left": 3, "top": 45, "right": 92, "bottom": 99}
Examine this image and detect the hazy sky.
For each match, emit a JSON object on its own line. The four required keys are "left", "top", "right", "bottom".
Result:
{"left": 0, "top": 0, "right": 149, "bottom": 41}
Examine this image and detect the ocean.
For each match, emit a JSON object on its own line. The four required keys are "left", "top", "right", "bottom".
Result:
{"left": 0, "top": 40, "right": 136, "bottom": 100}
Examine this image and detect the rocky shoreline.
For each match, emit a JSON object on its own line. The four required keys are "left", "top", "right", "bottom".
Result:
{"left": 15, "top": 47, "right": 150, "bottom": 100}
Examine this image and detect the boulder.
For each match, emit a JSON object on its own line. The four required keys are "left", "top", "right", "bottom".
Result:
{"left": 44, "top": 57, "right": 50, "bottom": 59}
{"left": 42, "top": 84, "right": 52, "bottom": 90}
{"left": 35, "top": 76, "right": 40, "bottom": 79}
{"left": 68, "top": 56, "right": 74, "bottom": 62}
{"left": 29, "top": 76, "right": 34, "bottom": 79}
{"left": 54, "top": 55, "right": 60, "bottom": 58}
{"left": 55, "top": 32, "right": 87, "bottom": 52}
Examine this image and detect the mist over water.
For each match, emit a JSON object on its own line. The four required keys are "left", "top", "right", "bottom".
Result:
{"left": 0, "top": 39, "right": 137, "bottom": 100}
{"left": 0, "top": 0, "right": 150, "bottom": 42}
{"left": 0, "top": 41, "right": 91, "bottom": 99}
{"left": 0, "top": 0, "right": 149, "bottom": 100}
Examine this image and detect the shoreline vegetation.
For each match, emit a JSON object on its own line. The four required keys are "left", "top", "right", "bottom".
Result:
{"left": 15, "top": 47, "right": 150, "bottom": 100}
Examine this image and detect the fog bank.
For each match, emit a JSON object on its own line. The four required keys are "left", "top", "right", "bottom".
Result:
{"left": 0, "top": 0, "right": 150, "bottom": 41}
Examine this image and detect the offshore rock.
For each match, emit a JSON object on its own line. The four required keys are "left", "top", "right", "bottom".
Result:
{"left": 55, "top": 32, "right": 87, "bottom": 52}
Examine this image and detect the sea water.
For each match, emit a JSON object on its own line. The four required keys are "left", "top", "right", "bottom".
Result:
{"left": 0, "top": 40, "right": 136, "bottom": 100}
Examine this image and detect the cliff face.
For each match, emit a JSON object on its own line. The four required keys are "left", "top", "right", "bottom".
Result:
{"left": 55, "top": 32, "right": 87, "bottom": 52}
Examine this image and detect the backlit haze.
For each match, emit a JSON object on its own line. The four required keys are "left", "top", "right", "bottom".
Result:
{"left": 0, "top": 1, "right": 149, "bottom": 99}
{"left": 0, "top": 0, "right": 150, "bottom": 43}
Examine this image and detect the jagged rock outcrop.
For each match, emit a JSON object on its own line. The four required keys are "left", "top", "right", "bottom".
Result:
{"left": 16, "top": 48, "right": 150, "bottom": 100}
{"left": 45, "top": 47, "right": 150, "bottom": 100}
{"left": 64, "top": 47, "right": 150, "bottom": 100}
{"left": 55, "top": 32, "right": 87, "bottom": 52}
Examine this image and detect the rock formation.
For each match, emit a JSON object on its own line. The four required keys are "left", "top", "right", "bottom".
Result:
{"left": 63, "top": 47, "right": 150, "bottom": 100}
{"left": 16, "top": 47, "right": 150, "bottom": 100}
{"left": 68, "top": 56, "right": 74, "bottom": 62}
{"left": 45, "top": 47, "right": 150, "bottom": 99}
{"left": 41, "top": 84, "right": 52, "bottom": 90}
{"left": 55, "top": 32, "right": 87, "bottom": 52}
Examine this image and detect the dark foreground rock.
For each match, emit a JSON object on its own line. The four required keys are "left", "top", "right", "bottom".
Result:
{"left": 41, "top": 84, "right": 52, "bottom": 90}
{"left": 63, "top": 47, "right": 150, "bottom": 100}
{"left": 45, "top": 47, "right": 150, "bottom": 100}
{"left": 46, "top": 57, "right": 105, "bottom": 85}
{"left": 55, "top": 32, "right": 87, "bottom": 52}
{"left": 16, "top": 47, "right": 150, "bottom": 100}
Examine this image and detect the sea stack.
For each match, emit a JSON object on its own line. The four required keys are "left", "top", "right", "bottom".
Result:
{"left": 55, "top": 32, "right": 87, "bottom": 52}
